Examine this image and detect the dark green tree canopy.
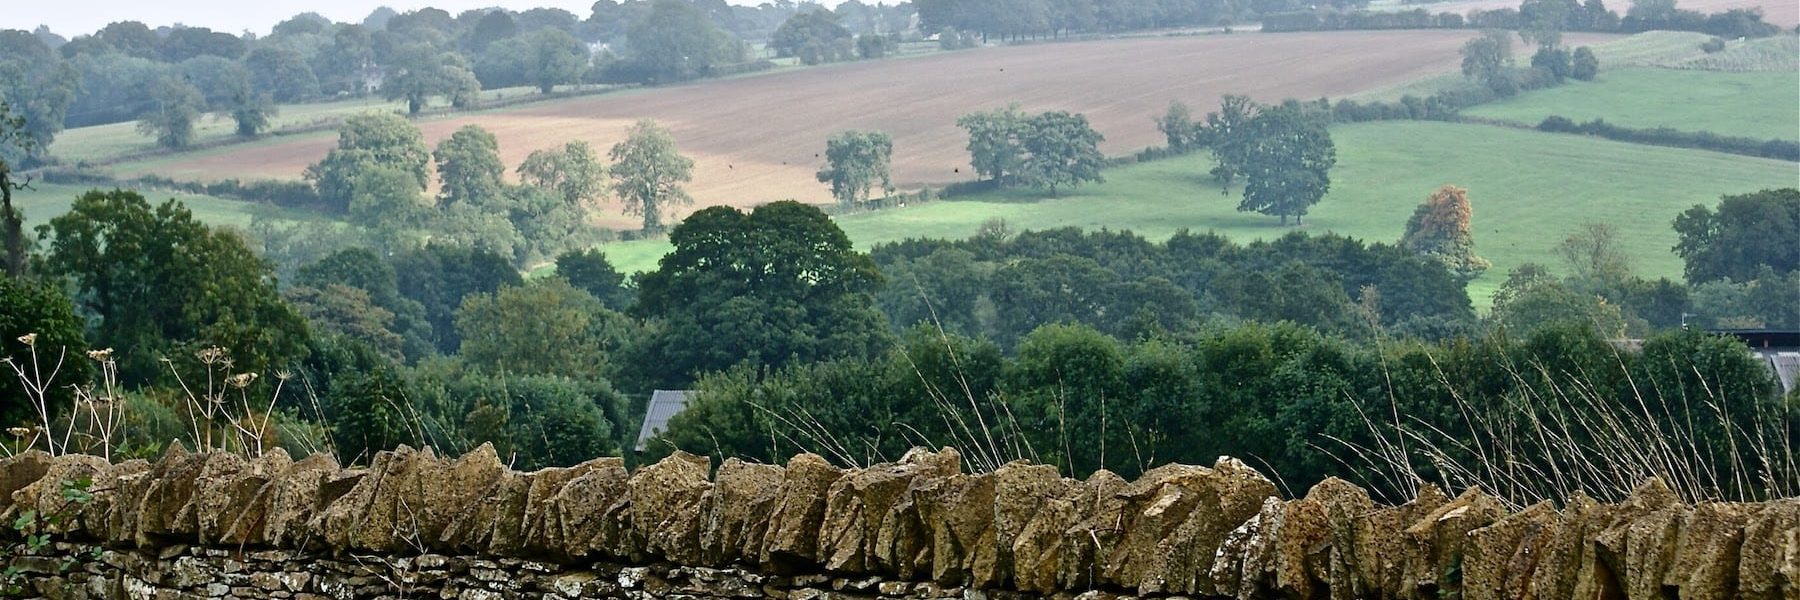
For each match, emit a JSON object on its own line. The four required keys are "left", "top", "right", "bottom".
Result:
{"left": 434, "top": 125, "right": 506, "bottom": 206}
{"left": 35, "top": 190, "right": 310, "bottom": 381}
{"left": 305, "top": 113, "right": 432, "bottom": 213}
{"left": 1018, "top": 110, "right": 1106, "bottom": 195}
{"left": 554, "top": 248, "right": 632, "bottom": 310}
{"left": 629, "top": 201, "right": 891, "bottom": 388}
{"left": 0, "top": 277, "right": 93, "bottom": 428}
{"left": 1673, "top": 188, "right": 1800, "bottom": 284}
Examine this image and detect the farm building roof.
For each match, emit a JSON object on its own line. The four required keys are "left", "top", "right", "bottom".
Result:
{"left": 635, "top": 390, "right": 692, "bottom": 452}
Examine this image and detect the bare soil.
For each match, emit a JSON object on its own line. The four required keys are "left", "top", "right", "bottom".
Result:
{"left": 122, "top": 30, "right": 1590, "bottom": 228}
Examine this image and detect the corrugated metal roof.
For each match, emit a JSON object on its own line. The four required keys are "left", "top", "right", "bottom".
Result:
{"left": 635, "top": 390, "right": 692, "bottom": 452}
{"left": 1758, "top": 351, "right": 1800, "bottom": 397}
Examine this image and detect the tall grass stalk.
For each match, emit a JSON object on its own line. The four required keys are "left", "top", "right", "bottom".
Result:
{"left": 1330, "top": 343, "right": 1796, "bottom": 508}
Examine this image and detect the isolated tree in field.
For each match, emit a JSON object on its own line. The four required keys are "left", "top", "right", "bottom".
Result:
{"left": 1460, "top": 30, "right": 1515, "bottom": 87}
{"left": 1570, "top": 46, "right": 1599, "bottom": 80}
{"left": 137, "top": 76, "right": 206, "bottom": 149}
{"left": 816, "top": 130, "right": 894, "bottom": 208}
{"left": 1531, "top": 46, "right": 1573, "bottom": 80}
{"left": 1236, "top": 104, "right": 1336, "bottom": 226}
{"left": 36, "top": 190, "right": 310, "bottom": 381}
{"left": 435, "top": 125, "right": 506, "bottom": 206}
{"left": 524, "top": 29, "right": 590, "bottom": 93}
{"left": 1673, "top": 188, "right": 1800, "bottom": 284}
{"left": 1202, "top": 95, "right": 1258, "bottom": 193}
{"left": 609, "top": 120, "right": 695, "bottom": 232}
{"left": 1019, "top": 111, "right": 1106, "bottom": 196}
{"left": 519, "top": 141, "right": 608, "bottom": 206}
{"left": 957, "top": 105, "right": 1028, "bottom": 185}
{"left": 1401, "top": 185, "right": 1491, "bottom": 281}
{"left": 1155, "top": 101, "right": 1202, "bottom": 153}
{"left": 225, "top": 71, "right": 276, "bottom": 137}
{"left": 305, "top": 113, "right": 432, "bottom": 213}
{"left": 383, "top": 42, "right": 480, "bottom": 114}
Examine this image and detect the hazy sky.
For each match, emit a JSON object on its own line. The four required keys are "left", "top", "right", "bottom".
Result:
{"left": 7, "top": 0, "right": 805, "bottom": 38}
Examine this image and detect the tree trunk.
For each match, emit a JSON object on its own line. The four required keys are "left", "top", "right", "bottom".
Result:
{"left": 2, "top": 172, "right": 24, "bottom": 278}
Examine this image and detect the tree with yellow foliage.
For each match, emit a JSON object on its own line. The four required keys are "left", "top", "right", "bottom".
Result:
{"left": 1401, "top": 185, "right": 1491, "bottom": 281}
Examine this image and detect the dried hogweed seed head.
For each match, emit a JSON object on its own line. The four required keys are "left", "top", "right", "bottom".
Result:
{"left": 228, "top": 372, "right": 259, "bottom": 389}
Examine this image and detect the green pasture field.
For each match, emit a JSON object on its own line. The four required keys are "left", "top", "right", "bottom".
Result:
{"left": 1464, "top": 68, "right": 1800, "bottom": 141}
{"left": 592, "top": 121, "right": 1797, "bottom": 308}
{"left": 10, "top": 182, "right": 327, "bottom": 232}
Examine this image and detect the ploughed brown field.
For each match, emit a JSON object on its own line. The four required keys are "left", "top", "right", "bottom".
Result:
{"left": 121, "top": 30, "right": 1606, "bottom": 228}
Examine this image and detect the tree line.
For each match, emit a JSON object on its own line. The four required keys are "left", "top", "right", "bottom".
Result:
{"left": 1264, "top": 0, "right": 1785, "bottom": 40}
{"left": 0, "top": 0, "right": 917, "bottom": 161}
{"left": 913, "top": 0, "right": 1367, "bottom": 42}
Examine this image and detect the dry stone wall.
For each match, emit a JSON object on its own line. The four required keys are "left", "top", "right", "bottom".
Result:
{"left": 1, "top": 444, "right": 1796, "bottom": 599}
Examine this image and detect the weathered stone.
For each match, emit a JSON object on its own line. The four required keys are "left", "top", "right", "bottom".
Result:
{"left": 1009, "top": 474, "right": 1081, "bottom": 594}
{"left": 1103, "top": 463, "right": 1208, "bottom": 591}
{"left": 0, "top": 450, "right": 52, "bottom": 509}
{"left": 820, "top": 449, "right": 956, "bottom": 575}
{"left": 915, "top": 470, "right": 997, "bottom": 585}
{"left": 1401, "top": 487, "right": 1505, "bottom": 598}
{"left": 983, "top": 460, "right": 1067, "bottom": 589}
{"left": 0, "top": 445, "right": 1792, "bottom": 600}
{"left": 762, "top": 453, "right": 845, "bottom": 571}
{"left": 1573, "top": 478, "right": 1682, "bottom": 600}
{"left": 1738, "top": 498, "right": 1799, "bottom": 600}
{"left": 631, "top": 451, "right": 713, "bottom": 565}
{"left": 1057, "top": 469, "right": 1127, "bottom": 590}
{"left": 1526, "top": 492, "right": 1602, "bottom": 600}
{"left": 311, "top": 445, "right": 439, "bottom": 552}
{"left": 1351, "top": 484, "right": 1448, "bottom": 598}
{"left": 9, "top": 453, "right": 111, "bottom": 535}
{"left": 1302, "top": 477, "right": 1377, "bottom": 600}
{"left": 704, "top": 459, "right": 785, "bottom": 566}
{"left": 193, "top": 450, "right": 289, "bottom": 545}
{"left": 521, "top": 460, "right": 609, "bottom": 556}
{"left": 1463, "top": 500, "right": 1555, "bottom": 600}
{"left": 1662, "top": 502, "right": 1753, "bottom": 600}
{"left": 413, "top": 443, "right": 508, "bottom": 551}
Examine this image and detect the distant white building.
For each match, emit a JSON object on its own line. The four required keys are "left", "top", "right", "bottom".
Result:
{"left": 635, "top": 390, "right": 693, "bottom": 452}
